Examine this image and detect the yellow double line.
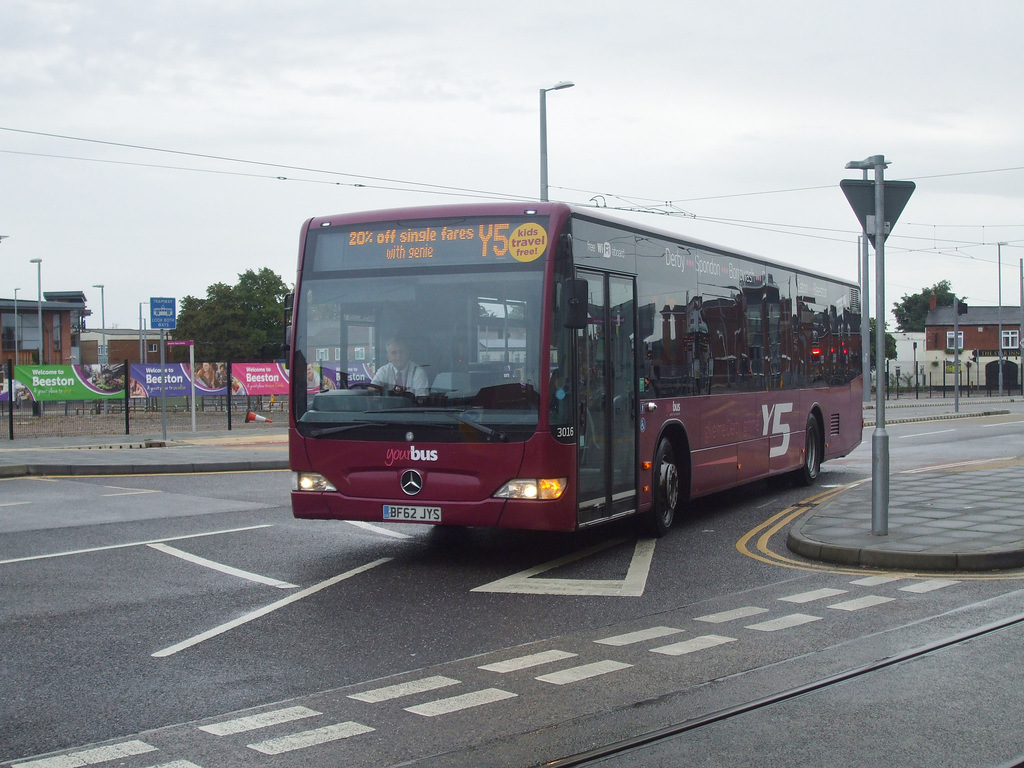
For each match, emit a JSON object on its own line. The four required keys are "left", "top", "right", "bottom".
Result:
{"left": 736, "top": 479, "right": 1024, "bottom": 580}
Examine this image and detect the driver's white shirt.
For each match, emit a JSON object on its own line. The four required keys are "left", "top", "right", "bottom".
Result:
{"left": 371, "top": 362, "right": 429, "bottom": 396}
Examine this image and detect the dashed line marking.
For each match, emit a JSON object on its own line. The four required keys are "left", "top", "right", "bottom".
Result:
{"left": 779, "top": 588, "right": 848, "bottom": 604}
{"left": 900, "top": 579, "right": 960, "bottom": 593}
{"left": 828, "top": 595, "right": 896, "bottom": 611}
{"left": 348, "top": 676, "right": 461, "bottom": 703}
{"left": 851, "top": 576, "right": 901, "bottom": 586}
{"left": 695, "top": 606, "right": 769, "bottom": 624}
{"left": 12, "top": 740, "right": 157, "bottom": 767}
{"left": 479, "top": 650, "right": 577, "bottom": 673}
{"left": 536, "top": 660, "right": 633, "bottom": 685}
{"left": 746, "top": 613, "right": 821, "bottom": 632}
{"left": 650, "top": 635, "right": 737, "bottom": 656}
{"left": 594, "top": 627, "right": 684, "bottom": 646}
{"left": 247, "top": 722, "right": 374, "bottom": 754}
{"left": 199, "top": 705, "right": 320, "bottom": 735}
{"left": 404, "top": 688, "right": 517, "bottom": 717}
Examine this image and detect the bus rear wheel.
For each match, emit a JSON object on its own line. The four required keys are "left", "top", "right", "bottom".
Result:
{"left": 792, "top": 415, "right": 821, "bottom": 487}
{"left": 646, "top": 438, "right": 680, "bottom": 537}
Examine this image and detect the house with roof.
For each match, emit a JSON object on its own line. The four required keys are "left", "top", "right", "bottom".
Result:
{"left": 924, "top": 301, "right": 1022, "bottom": 392}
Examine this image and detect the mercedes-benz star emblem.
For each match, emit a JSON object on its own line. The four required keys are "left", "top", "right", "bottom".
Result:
{"left": 401, "top": 470, "right": 423, "bottom": 496}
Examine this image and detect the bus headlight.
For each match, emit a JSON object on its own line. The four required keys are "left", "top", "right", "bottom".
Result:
{"left": 493, "top": 478, "right": 567, "bottom": 500}
{"left": 292, "top": 472, "right": 337, "bottom": 492}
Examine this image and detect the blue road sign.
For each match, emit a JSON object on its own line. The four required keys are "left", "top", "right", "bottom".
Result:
{"left": 150, "top": 297, "right": 177, "bottom": 330}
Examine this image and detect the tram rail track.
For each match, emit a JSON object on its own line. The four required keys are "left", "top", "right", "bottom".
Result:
{"left": 542, "top": 610, "right": 1024, "bottom": 767}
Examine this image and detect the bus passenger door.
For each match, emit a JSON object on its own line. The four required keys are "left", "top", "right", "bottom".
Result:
{"left": 576, "top": 271, "right": 637, "bottom": 525}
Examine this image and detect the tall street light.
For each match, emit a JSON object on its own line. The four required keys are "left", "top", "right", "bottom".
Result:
{"left": 540, "top": 80, "right": 574, "bottom": 202}
{"left": 997, "top": 242, "right": 1006, "bottom": 397}
{"left": 92, "top": 284, "right": 106, "bottom": 365}
{"left": 30, "top": 258, "right": 42, "bottom": 364}
{"left": 139, "top": 302, "right": 148, "bottom": 363}
{"left": 13, "top": 287, "right": 20, "bottom": 362}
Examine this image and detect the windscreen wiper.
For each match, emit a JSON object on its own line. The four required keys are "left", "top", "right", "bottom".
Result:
{"left": 305, "top": 421, "right": 386, "bottom": 437}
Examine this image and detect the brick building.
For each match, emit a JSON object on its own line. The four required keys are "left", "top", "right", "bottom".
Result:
{"left": 924, "top": 302, "right": 1022, "bottom": 391}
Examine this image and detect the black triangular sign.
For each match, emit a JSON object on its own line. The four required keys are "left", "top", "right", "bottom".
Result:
{"left": 840, "top": 179, "right": 916, "bottom": 248}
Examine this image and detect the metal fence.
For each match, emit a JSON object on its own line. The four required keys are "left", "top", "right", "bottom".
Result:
{"left": 2, "top": 359, "right": 287, "bottom": 440}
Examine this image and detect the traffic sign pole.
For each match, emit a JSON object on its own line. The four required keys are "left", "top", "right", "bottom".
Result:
{"left": 150, "top": 298, "right": 177, "bottom": 443}
{"left": 843, "top": 156, "right": 915, "bottom": 537}
{"left": 871, "top": 159, "right": 889, "bottom": 536}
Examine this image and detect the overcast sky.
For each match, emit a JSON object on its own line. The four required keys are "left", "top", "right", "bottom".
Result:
{"left": 2, "top": 0, "right": 1023, "bottom": 331}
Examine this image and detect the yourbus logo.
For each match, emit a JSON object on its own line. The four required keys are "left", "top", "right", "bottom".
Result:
{"left": 385, "top": 445, "right": 439, "bottom": 466}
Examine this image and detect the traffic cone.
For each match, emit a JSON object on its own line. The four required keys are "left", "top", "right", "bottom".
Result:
{"left": 246, "top": 411, "right": 272, "bottom": 423}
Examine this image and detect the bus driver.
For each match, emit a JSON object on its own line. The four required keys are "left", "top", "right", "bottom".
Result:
{"left": 371, "top": 337, "right": 430, "bottom": 396}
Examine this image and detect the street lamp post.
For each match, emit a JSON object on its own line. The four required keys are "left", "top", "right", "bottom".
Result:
{"left": 139, "top": 302, "right": 148, "bottom": 363}
{"left": 29, "top": 258, "right": 42, "bottom": 364}
{"left": 997, "top": 243, "right": 1005, "bottom": 397}
{"left": 13, "top": 287, "right": 20, "bottom": 362}
{"left": 92, "top": 284, "right": 106, "bottom": 365}
{"left": 539, "top": 81, "right": 574, "bottom": 202}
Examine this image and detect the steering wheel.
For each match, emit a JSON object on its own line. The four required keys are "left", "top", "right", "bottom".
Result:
{"left": 348, "top": 382, "right": 384, "bottom": 393}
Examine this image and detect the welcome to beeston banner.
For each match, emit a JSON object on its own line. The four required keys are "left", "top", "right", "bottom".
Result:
{"left": 4, "top": 363, "right": 326, "bottom": 402}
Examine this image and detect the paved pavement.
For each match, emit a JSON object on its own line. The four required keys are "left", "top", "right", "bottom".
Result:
{"left": 2, "top": 398, "right": 1023, "bottom": 572}
{"left": 0, "top": 425, "right": 289, "bottom": 477}
{"left": 790, "top": 396, "right": 1024, "bottom": 572}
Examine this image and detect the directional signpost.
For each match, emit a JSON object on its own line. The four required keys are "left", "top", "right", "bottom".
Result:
{"left": 842, "top": 156, "right": 915, "bottom": 537}
{"left": 151, "top": 298, "right": 177, "bottom": 441}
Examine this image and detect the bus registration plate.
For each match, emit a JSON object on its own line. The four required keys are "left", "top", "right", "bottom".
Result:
{"left": 383, "top": 504, "right": 442, "bottom": 522}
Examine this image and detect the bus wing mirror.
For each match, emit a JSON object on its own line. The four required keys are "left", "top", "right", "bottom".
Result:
{"left": 283, "top": 292, "right": 294, "bottom": 353}
{"left": 563, "top": 278, "right": 588, "bottom": 329}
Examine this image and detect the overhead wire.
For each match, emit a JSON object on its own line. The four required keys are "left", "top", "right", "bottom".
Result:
{"left": 3, "top": 125, "right": 1023, "bottom": 262}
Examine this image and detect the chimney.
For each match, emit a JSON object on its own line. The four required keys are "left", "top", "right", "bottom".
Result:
{"left": 929, "top": 294, "right": 937, "bottom": 310}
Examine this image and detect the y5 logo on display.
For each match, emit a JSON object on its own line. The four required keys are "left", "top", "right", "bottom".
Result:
{"left": 762, "top": 402, "right": 793, "bottom": 458}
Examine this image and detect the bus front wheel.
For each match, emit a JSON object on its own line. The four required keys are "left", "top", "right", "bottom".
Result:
{"left": 647, "top": 439, "right": 680, "bottom": 537}
{"left": 792, "top": 415, "right": 821, "bottom": 487}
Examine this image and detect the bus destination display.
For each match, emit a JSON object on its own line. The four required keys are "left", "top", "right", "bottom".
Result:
{"left": 312, "top": 216, "right": 550, "bottom": 271}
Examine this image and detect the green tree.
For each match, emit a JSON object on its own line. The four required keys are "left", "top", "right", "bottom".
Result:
{"left": 868, "top": 317, "right": 897, "bottom": 366}
{"left": 892, "top": 279, "right": 954, "bottom": 332}
{"left": 172, "top": 268, "right": 290, "bottom": 362}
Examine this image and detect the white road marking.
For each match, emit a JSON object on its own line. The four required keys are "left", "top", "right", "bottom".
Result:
{"left": 100, "top": 486, "right": 160, "bottom": 497}
{"left": 900, "top": 579, "right": 960, "bottom": 593}
{"left": 650, "top": 635, "right": 737, "bottom": 656}
{"left": 479, "top": 650, "right": 577, "bottom": 673}
{"left": 829, "top": 595, "right": 896, "bottom": 611}
{"left": 148, "top": 543, "right": 297, "bottom": 589}
{"left": 472, "top": 538, "right": 656, "bottom": 597}
{"left": 536, "top": 660, "right": 633, "bottom": 685}
{"left": 694, "top": 606, "right": 769, "bottom": 623}
{"left": 248, "top": 722, "right": 374, "bottom": 754}
{"left": 0, "top": 525, "right": 273, "bottom": 566}
{"left": 779, "top": 588, "right": 848, "bottom": 604}
{"left": 594, "top": 627, "right": 684, "bottom": 646}
{"left": 152, "top": 558, "right": 391, "bottom": 657}
{"left": 344, "top": 520, "right": 413, "bottom": 539}
{"left": 199, "top": 705, "right": 321, "bottom": 735}
{"left": 746, "top": 613, "right": 821, "bottom": 632}
{"left": 851, "top": 576, "right": 900, "bottom": 586}
{"left": 404, "top": 688, "right": 517, "bottom": 717}
{"left": 13, "top": 740, "right": 157, "bottom": 767}
{"left": 897, "top": 428, "right": 955, "bottom": 440}
{"left": 0, "top": 501, "right": 31, "bottom": 508}
{"left": 141, "top": 761, "right": 203, "bottom": 768}
{"left": 348, "top": 676, "right": 461, "bottom": 703}
{"left": 900, "top": 457, "right": 1014, "bottom": 474}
